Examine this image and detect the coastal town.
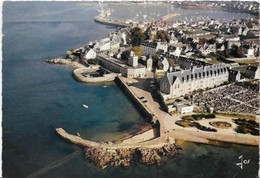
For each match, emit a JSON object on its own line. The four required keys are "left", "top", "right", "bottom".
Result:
{"left": 47, "top": 1, "right": 260, "bottom": 169}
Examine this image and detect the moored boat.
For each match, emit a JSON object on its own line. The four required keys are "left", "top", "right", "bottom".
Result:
{"left": 83, "top": 104, "right": 88, "bottom": 109}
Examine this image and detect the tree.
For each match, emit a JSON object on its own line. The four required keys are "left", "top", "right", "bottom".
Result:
{"left": 208, "top": 38, "right": 216, "bottom": 44}
{"left": 230, "top": 45, "right": 245, "bottom": 58}
{"left": 168, "top": 58, "right": 174, "bottom": 67}
{"left": 121, "top": 50, "right": 130, "bottom": 61}
{"left": 246, "top": 21, "right": 253, "bottom": 28}
{"left": 131, "top": 47, "right": 143, "bottom": 58}
{"left": 157, "top": 60, "right": 163, "bottom": 69}
{"left": 152, "top": 55, "right": 159, "bottom": 68}
{"left": 130, "top": 27, "right": 144, "bottom": 46}
{"left": 156, "top": 30, "right": 169, "bottom": 42}
{"left": 199, "top": 38, "right": 207, "bottom": 45}
{"left": 144, "top": 26, "right": 151, "bottom": 40}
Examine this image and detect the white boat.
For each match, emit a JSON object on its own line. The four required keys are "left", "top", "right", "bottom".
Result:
{"left": 77, "top": 132, "right": 80, "bottom": 137}
{"left": 83, "top": 104, "right": 88, "bottom": 109}
{"left": 103, "top": 85, "right": 107, "bottom": 88}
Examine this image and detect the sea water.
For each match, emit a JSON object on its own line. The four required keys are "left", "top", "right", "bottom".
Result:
{"left": 3, "top": 2, "right": 258, "bottom": 178}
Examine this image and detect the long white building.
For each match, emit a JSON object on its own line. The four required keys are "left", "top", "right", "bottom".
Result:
{"left": 97, "top": 53, "right": 146, "bottom": 78}
{"left": 160, "top": 64, "right": 229, "bottom": 100}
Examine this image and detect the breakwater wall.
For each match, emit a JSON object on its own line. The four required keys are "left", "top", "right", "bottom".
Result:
{"left": 94, "top": 14, "right": 131, "bottom": 28}
{"left": 161, "top": 12, "right": 180, "bottom": 21}
{"left": 56, "top": 128, "right": 180, "bottom": 169}
{"left": 115, "top": 77, "right": 155, "bottom": 123}
{"left": 73, "top": 68, "right": 119, "bottom": 83}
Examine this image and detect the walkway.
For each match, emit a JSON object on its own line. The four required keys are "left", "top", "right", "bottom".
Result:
{"left": 118, "top": 77, "right": 259, "bottom": 146}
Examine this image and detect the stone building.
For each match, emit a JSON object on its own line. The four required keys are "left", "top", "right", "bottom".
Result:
{"left": 173, "top": 55, "right": 208, "bottom": 69}
{"left": 160, "top": 64, "right": 229, "bottom": 100}
{"left": 228, "top": 69, "right": 241, "bottom": 82}
{"left": 146, "top": 57, "right": 153, "bottom": 71}
{"left": 245, "top": 65, "right": 260, "bottom": 79}
{"left": 84, "top": 48, "right": 96, "bottom": 60}
{"left": 128, "top": 51, "right": 138, "bottom": 67}
{"left": 97, "top": 53, "right": 146, "bottom": 78}
{"left": 140, "top": 42, "right": 157, "bottom": 56}
{"left": 140, "top": 42, "right": 168, "bottom": 56}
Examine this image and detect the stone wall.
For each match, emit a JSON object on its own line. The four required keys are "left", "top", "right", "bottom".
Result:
{"left": 115, "top": 77, "right": 154, "bottom": 122}
{"left": 73, "top": 68, "right": 118, "bottom": 83}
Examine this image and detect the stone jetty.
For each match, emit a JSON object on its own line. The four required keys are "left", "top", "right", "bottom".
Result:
{"left": 73, "top": 68, "right": 119, "bottom": 83}
{"left": 161, "top": 12, "right": 180, "bottom": 21}
{"left": 94, "top": 12, "right": 131, "bottom": 28}
{"left": 56, "top": 128, "right": 181, "bottom": 169}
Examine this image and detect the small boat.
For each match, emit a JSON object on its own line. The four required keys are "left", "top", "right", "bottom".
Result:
{"left": 77, "top": 132, "right": 80, "bottom": 137}
{"left": 83, "top": 104, "right": 88, "bottom": 109}
{"left": 103, "top": 85, "right": 107, "bottom": 88}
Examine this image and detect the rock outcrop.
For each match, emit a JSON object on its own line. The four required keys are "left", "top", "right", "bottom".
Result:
{"left": 84, "top": 143, "right": 181, "bottom": 169}
{"left": 46, "top": 58, "right": 69, "bottom": 64}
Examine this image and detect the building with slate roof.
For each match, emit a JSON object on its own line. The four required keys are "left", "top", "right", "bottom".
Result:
{"left": 228, "top": 69, "right": 241, "bottom": 82}
{"left": 97, "top": 53, "right": 146, "bottom": 78}
{"left": 173, "top": 55, "right": 208, "bottom": 69}
{"left": 245, "top": 65, "right": 260, "bottom": 79}
{"left": 160, "top": 63, "right": 229, "bottom": 100}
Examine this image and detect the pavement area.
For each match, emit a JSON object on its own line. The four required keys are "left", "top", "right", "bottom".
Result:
{"left": 119, "top": 76, "right": 259, "bottom": 146}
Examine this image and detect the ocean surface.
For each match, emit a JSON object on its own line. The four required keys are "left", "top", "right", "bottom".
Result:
{"left": 2, "top": 2, "right": 259, "bottom": 178}
{"left": 107, "top": 2, "right": 254, "bottom": 22}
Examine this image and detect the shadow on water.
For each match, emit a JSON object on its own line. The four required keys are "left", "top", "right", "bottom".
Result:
{"left": 117, "top": 121, "right": 135, "bottom": 132}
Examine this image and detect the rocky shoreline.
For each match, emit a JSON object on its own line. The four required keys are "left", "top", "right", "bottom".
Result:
{"left": 46, "top": 58, "right": 69, "bottom": 65}
{"left": 84, "top": 143, "right": 181, "bottom": 169}
{"left": 46, "top": 58, "right": 87, "bottom": 69}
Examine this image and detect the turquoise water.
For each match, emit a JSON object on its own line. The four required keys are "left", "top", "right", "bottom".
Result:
{"left": 3, "top": 2, "right": 259, "bottom": 178}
